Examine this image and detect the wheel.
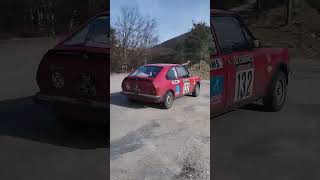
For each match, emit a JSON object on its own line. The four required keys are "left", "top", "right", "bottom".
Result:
{"left": 263, "top": 71, "right": 287, "bottom": 111}
{"left": 162, "top": 91, "right": 174, "bottom": 109}
{"left": 192, "top": 83, "right": 200, "bottom": 97}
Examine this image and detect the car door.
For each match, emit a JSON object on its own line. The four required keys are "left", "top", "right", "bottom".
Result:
{"left": 166, "top": 66, "right": 182, "bottom": 97}
{"left": 176, "top": 66, "right": 193, "bottom": 95}
{"left": 212, "top": 15, "right": 266, "bottom": 108}
{"left": 210, "top": 17, "right": 228, "bottom": 114}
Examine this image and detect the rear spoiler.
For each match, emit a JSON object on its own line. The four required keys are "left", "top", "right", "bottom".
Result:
{"left": 182, "top": 61, "right": 191, "bottom": 66}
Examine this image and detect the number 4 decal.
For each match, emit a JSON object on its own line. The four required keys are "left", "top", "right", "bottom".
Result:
{"left": 234, "top": 68, "right": 254, "bottom": 102}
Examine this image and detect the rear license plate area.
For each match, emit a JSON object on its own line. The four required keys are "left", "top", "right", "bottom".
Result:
{"left": 80, "top": 74, "right": 96, "bottom": 96}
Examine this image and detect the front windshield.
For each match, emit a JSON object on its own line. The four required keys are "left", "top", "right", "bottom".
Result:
{"left": 129, "top": 66, "right": 162, "bottom": 78}
{"left": 64, "top": 16, "right": 110, "bottom": 48}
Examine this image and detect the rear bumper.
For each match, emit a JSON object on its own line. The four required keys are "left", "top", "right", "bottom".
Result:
{"left": 34, "top": 93, "right": 108, "bottom": 109}
{"left": 121, "top": 91, "right": 162, "bottom": 103}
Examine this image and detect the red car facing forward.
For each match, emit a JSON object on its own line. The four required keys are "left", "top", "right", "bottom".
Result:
{"left": 121, "top": 64, "right": 201, "bottom": 109}
{"left": 34, "top": 12, "right": 109, "bottom": 122}
{"left": 210, "top": 10, "right": 290, "bottom": 117}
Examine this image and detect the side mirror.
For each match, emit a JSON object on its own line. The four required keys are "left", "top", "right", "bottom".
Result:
{"left": 254, "top": 40, "right": 260, "bottom": 48}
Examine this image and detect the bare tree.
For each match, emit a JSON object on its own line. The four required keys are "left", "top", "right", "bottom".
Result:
{"left": 112, "top": 7, "right": 159, "bottom": 71}
{"left": 287, "top": 0, "right": 294, "bottom": 25}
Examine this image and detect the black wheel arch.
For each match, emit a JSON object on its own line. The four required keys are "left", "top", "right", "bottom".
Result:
{"left": 264, "top": 62, "right": 289, "bottom": 96}
{"left": 276, "top": 63, "right": 289, "bottom": 85}
{"left": 164, "top": 89, "right": 175, "bottom": 100}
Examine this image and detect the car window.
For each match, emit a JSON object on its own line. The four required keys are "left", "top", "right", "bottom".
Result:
{"left": 211, "top": 16, "right": 249, "bottom": 54}
{"left": 176, "top": 66, "right": 189, "bottom": 78}
{"left": 167, "top": 67, "right": 177, "bottom": 80}
{"left": 64, "top": 16, "right": 109, "bottom": 48}
{"left": 242, "top": 26, "right": 254, "bottom": 47}
{"left": 129, "top": 66, "right": 162, "bottom": 78}
{"left": 210, "top": 30, "right": 218, "bottom": 55}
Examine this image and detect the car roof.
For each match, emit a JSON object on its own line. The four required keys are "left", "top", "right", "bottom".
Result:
{"left": 144, "top": 63, "right": 180, "bottom": 67}
{"left": 97, "top": 11, "right": 109, "bottom": 16}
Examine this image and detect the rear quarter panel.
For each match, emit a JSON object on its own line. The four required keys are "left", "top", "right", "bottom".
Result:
{"left": 153, "top": 66, "right": 173, "bottom": 98}
{"left": 260, "top": 47, "right": 289, "bottom": 94}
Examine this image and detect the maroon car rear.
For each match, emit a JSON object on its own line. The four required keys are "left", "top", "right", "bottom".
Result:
{"left": 35, "top": 12, "right": 109, "bottom": 121}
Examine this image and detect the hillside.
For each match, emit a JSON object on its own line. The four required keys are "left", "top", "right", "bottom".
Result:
{"left": 149, "top": 32, "right": 210, "bottom": 79}
{"left": 153, "top": 32, "right": 190, "bottom": 49}
{"left": 148, "top": 32, "right": 190, "bottom": 63}
{"left": 247, "top": 0, "right": 320, "bottom": 59}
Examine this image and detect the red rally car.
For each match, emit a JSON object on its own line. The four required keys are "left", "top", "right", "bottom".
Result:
{"left": 121, "top": 64, "right": 201, "bottom": 109}
{"left": 210, "top": 10, "right": 290, "bottom": 117}
{"left": 34, "top": 12, "right": 109, "bottom": 122}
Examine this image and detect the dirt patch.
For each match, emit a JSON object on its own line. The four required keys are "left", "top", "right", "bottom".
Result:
{"left": 174, "top": 136, "right": 210, "bottom": 180}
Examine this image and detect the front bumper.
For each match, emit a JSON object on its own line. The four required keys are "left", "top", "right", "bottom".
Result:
{"left": 121, "top": 91, "right": 162, "bottom": 103}
{"left": 34, "top": 93, "right": 108, "bottom": 109}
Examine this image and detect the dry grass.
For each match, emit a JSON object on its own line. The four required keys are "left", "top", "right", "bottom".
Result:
{"left": 188, "top": 61, "right": 210, "bottom": 80}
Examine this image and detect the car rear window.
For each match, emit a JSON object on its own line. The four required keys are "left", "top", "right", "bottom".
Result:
{"left": 129, "top": 66, "right": 162, "bottom": 78}
{"left": 64, "top": 16, "right": 109, "bottom": 48}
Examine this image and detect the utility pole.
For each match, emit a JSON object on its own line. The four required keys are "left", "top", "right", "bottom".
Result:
{"left": 287, "top": 0, "right": 293, "bottom": 25}
{"left": 256, "top": 0, "right": 262, "bottom": 11}
{"left": 88, "top": 0, "right": 96, "bottom": 17}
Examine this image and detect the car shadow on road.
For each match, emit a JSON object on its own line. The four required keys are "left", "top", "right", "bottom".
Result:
{"left": 110, "top": 92, "right": 163, "bottom": 109}
{"left": 212, "top": 103, "right": 268, "bottom": 119}
{"left": 240, "top": 103, "right": 270, "bottom": 112}
{"left": 0, "top": 96, "right": 108, "bottom": 149}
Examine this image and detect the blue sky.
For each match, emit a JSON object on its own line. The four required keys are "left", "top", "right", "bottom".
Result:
{"left": 111, "top": 0, "right": 210, "bottom": 43}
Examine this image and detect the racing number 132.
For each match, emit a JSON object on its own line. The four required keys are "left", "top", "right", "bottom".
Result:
{"left": 234, "top": 68, "right": 254, "bottom": 102}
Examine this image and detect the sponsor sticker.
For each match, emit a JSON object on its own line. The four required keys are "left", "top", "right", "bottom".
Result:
{"left": 232, "top": 54, "right": 255, "bottom": 102}
{"left": 211, "top": 58, "right": 223, "bottom": 70}
{"left": 52, "top": 72, "right": 64, "bottom": 88}
{"left": 172, "top": 80, "right": 180, "bottom": 85}
{"left": 175, "top": 85, "right": 180, "bottom": 95}
{"left": 211, "top": 76, "right": 224, "bottom": 104}
{"left": 183, "top": 79, "right": 190, "bottom": 94}
{"left": 234, "top": 68, "right": 254, "bottom": 102}
{"left": 80, "top": 74, "right": 96, "bottom": 95}
{"left": 232, "top": 55, "right": 254, "bottom": 71}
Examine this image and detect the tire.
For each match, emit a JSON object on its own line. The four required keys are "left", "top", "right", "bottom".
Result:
{"left": 263, "top": 71, "right": 287, "bottom": 111}
{"left": 192, "top": 83, "right": 200, "bottom": 97}
{"left": 162, "top": 91, "right": 174, "bottom": 109}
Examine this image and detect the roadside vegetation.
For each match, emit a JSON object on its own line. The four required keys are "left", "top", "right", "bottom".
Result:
{"left": 250, "top": 0, "right": 320, "bottom": 59}
{"left": 0, "top": 0, "right": 107, "bottom": 37}
{"left": 110, "top": 7, "right": 159, "bottom": 73}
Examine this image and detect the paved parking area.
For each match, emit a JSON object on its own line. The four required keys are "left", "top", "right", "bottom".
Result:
{"left": 110, "top": 73, "right": 210, "bottom": 179}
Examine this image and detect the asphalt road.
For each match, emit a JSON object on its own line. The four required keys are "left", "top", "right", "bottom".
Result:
{"left": 213, "top": 59, "right": 320, "bottom": 180}
{"left": 110, "top": 74, "right": 210, "bottom": 179}
{"left": 0, "top": 38, "right": 108, "bottom": 180}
